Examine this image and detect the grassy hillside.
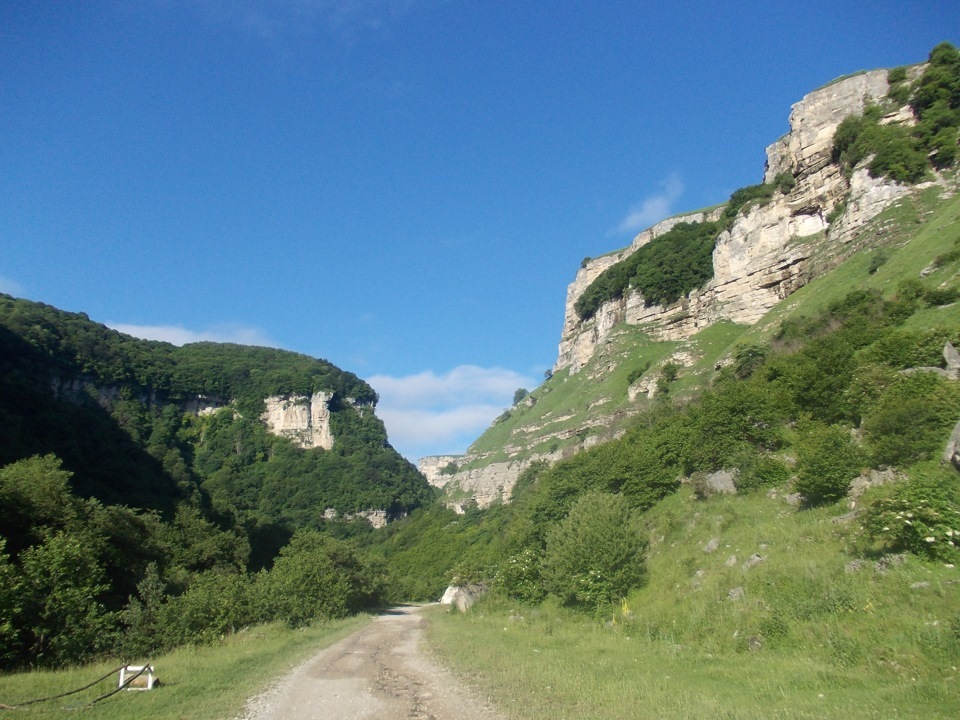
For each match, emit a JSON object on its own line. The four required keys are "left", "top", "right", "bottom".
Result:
{"left": 427, "top": 481, "right": 959, "bottom": 719}
{"left": 458, "top": 176, "right": 960, "bottom": 476}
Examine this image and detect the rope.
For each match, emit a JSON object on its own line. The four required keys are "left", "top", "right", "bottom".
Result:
{"left": 82, "top": 663, "right": 154, "bottom": 707}
{"left": 0, "top": 662, "right": 154, "bottom": 711}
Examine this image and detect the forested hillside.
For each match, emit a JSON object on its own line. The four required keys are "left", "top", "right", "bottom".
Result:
{"left": 0, "top": 296, "right": 433, "bottom": 668}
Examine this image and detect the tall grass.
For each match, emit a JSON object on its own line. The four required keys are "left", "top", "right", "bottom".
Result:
{"left": 0, "top": 616, "right": 369, "bottom": 719}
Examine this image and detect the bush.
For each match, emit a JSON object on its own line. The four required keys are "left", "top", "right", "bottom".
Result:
{"left": 493, "top": 548, "right": 545, "bottom": 603}
{"left": 867, "top": 250, "right": 889, "bottom": 274}
{"left": 863, "top": 464, "right": 960, "bottom": 563}
{"left": 626, "top": 361, "right": 651, "bottom": 386}
{"left": 734, "top": 455, "right": 792, "bottom": 493}
{"left": 862, "top": 372, "right": 960, "bottom": 467}
{"left": 541, "top": 491, "right": 647, "bottom": 613}
{"left": 255, "top": 531, "right": 381, "bottom": 627}
{"left": 793, "top": 422, "right": 864, "bottom": 505}
{"left": 162, "top": 570, "right": 255, "bottom": 646}
{"left": 774, "top": 171, "right": 796, "bottom": 194}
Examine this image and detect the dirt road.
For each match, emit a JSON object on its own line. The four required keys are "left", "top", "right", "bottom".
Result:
{"left": 238, "top": 605, "right": 506, "bottom": 720}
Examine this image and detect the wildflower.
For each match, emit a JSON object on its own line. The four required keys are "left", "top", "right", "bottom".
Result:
{"left": 924, "top": 537, "right": 935, "bottom": 543}
{"left": 882, "top": 527, "right": 890, "bottom": 532}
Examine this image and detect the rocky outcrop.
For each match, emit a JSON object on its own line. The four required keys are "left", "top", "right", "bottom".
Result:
{"left": 323, "top": 507, "right": 388, "bottom": 528}
{"left": 420, "top": 453, "right": 556, "bottom": 511}
{"left": 261, "top": 392, "right": 334, "bottom": 450}
{"left": 432, "top": 64, "right": 939, "bottom": 511}
{"left": 555, "top": 69, "right": 914, "bottom": 374}
{"left": 418, "top": 455, "right": 462, "bottom": 488}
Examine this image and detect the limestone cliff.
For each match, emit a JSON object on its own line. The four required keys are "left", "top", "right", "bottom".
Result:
{"left": 427, "top": 63, "right": 943, "bottom": 511}
{"left": 556, "top": 68, "right": 916, "bottom": 374}
{"left": 261, "top": 392, "right": 335, "bottom": 450}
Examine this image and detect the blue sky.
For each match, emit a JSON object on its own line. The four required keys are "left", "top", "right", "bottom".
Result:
{"left": 2, "top": 1, "right": 957, "bottom": 461}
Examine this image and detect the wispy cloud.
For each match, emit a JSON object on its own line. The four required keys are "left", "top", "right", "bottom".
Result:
{"left": 615, "top": 173, "right": 684, "bottom": 234}
{"left": 0, "top": 275, "right": 25, "bottom": 297}
{"left": 108, "top": 322, "right": 276, "bottom": 347}
{"left": 368, "top": 365, "right": 537, "bottom": 461}
{"left": 179, "top": 0, "right": 412, "bottom": 41}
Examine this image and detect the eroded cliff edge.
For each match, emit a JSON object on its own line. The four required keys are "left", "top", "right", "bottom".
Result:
{"left": 423, "top": 64, "right": 945, "bottom": 510}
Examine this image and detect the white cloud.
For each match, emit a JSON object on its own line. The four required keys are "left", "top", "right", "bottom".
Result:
{"left": 368, "top": 365, "right": 537, "bottom": 461}
{"left": 107, "top": 322, "right": 276, "bottom": 347}
{"left": 615, "top": 173, "right": 684, "bottom": 234}
{"left": 0, "top": 274, "right": 25, "bottom": 297}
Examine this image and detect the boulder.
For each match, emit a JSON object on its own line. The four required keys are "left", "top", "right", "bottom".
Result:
{"left": 439, "top": 583, "right": 487, "bottom": 612}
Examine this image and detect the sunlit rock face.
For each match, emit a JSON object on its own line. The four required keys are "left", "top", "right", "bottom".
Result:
{"left": 556, "top": 68, "right": 914, "bottom": 375}
{"left": 261, "top": 392, "right": 334, "bottom": 450}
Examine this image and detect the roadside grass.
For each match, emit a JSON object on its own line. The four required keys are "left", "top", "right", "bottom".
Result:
{"left": 426, "top": 486, "right": 960, "bottom": 719}
{"left": 0, "top": 615, "right": 369, "bottom": 720}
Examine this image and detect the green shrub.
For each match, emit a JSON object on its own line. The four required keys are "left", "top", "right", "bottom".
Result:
{"left": 255, "top": 531, "right": 381, "bottom": 627}
{"left": 864, "top": 463, "right": 960, "bottom": 562}
{"left": 13, "top": 532, "right": 115, "bottom": 666}
{"left": 774, "top": 171, "right": 796, "bottom": 194}
{"left": 162, "top": 570, "right": 255, "bottom": 647}
{"left": 493, "top": 548, "right": 545, "bottom": 603}
{"left": 731, "top": 342, "right": 768, "bottom": 379}
{"left": 734, "top": 455, "right": 792, "bottom": 493}
{"left": 723, "top": 183, "right": 776, "bottom": 221}
{"left": 924, "top": 286, "right": 960, "bottom": 306}
{"left": 857, "top": 327, "right": 958, "bottom": 370}
{"left": 541, "top": 491, "right": 647, "bottom": 613}
{"left": 793, "top": 422, "right": 864, "bottom": 505}
{"left": 862, "top": 372, "right": 960, "bottom": 467}
{"left": 887, "top": 66, "right": 908, "bottom": 85}
{"left": 867, "top": 250, "right": 889, "bottom": 274}
{"left": 627, "top": 361, "right": 651, "bottom": 386}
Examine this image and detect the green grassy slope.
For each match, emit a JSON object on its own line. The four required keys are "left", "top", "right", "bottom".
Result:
{"left": 453, "top": 175, "right": 960, "bottom": 481}
{"left": 421, "top": 174, "right": 960, "bottom": 720}
{"left": 427, "top": 482, "right": 959, "bottom": 719}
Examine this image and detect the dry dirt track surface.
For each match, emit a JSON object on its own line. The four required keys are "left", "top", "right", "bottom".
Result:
{"left": 238, "top": 605, "right": 507, "bottom": 720}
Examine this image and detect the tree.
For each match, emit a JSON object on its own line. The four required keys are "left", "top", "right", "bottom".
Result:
{"left": 256, "top": 530, "right": 381, "bottom": 627}
{"left": 15, "top": 532, "right": 114, "bottom": 666}
{"left": 513, "top": 388, "right": 529, "bottom": 405}
{"left": 541, "top": 491, "right": 647, "bottom": 612}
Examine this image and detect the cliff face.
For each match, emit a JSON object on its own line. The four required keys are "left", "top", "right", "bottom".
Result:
{"left": 261, "top": 392, "right": 335, "bottom": 450}
{"left": 427, "top": 65, "right": 934, "bottom": 511}
{"left": 50, "top": 374, "right": 338, "bottom": 451}
{"left": 556, "top": 68, "right": 912, "bottom": 374}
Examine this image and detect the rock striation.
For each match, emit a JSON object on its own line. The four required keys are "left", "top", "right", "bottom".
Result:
{"left": 555, "top": 68, "right": 914, "bottom": 375}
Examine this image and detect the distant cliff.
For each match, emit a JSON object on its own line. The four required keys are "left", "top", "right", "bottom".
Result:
{"left": 0, "top": 294, "right": 434, "bottom": 527}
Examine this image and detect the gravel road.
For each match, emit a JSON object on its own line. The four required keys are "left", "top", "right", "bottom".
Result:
{"left": 237, "top": 605, "right": 506, "bottom": 720}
